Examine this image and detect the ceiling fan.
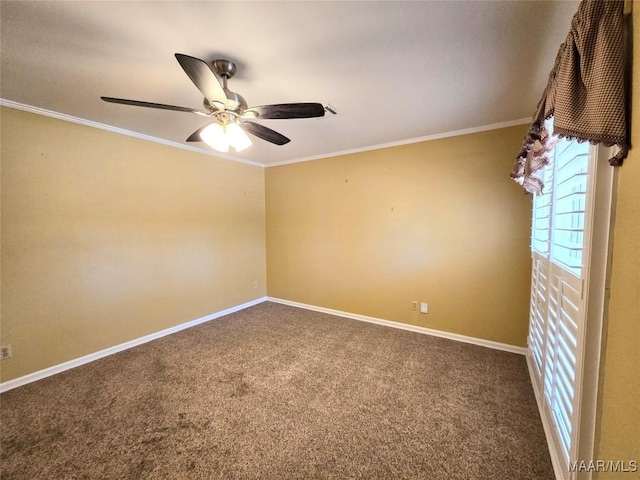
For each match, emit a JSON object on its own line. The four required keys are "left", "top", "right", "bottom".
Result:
{"left": 101, "top": 53, "right": 326, "bottom": 153}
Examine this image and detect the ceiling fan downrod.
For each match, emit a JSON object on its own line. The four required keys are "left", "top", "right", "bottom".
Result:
{"left": 212, "top": 60, "right": 236, "bottom": 84}
{"left": 210, "top": 59, "right": 248, "bottom": 113}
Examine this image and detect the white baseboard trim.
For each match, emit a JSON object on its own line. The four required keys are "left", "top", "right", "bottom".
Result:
{"left": 0, "top": 297, "right": 268, "bottom": 393}
{"left": 267, "top": 297, "right": 527, "bottom": 355}
{"left": 526, "top": 350, "right": 563, "bottom": 480}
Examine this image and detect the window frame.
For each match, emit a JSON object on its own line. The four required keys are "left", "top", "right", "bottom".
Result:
{"left": 527, "top": 130, "right": 615, "bottom": 480}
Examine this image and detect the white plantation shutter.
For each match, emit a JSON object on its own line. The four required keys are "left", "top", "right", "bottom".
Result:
{"left": 544, "top": 267, "right": 583, "bottom": 463}
{"left": 527, "top": 121, "right": 592, "bottom": 479}
{"left": 551, "top": 140, "right": 590, "bottom": 277}
{"left": 531, "top": 164, "right": 554, "bottom": 256}
{"left": 529, "top": 255, "right": 548, "bottom": 375}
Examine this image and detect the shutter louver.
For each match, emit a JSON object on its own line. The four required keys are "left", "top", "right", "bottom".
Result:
{"left": 551, "top": 141, "right": 589, "bottom": 277}
{"left": 529, "top": 257, "right": 549, "bottom": 374}
{"left": 532, "top": 164, "right": 554, "bottom": 256}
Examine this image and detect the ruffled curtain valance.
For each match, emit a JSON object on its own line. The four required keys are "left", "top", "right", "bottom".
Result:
{"left": 511, "top": 0, "right": 629, "bottom": 194}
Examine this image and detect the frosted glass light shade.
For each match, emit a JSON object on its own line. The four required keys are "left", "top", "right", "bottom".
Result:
{"left": 201, "top": 123, "right": 229, "bottom": 152}
{"left": 226, "top": 123, "right": 252, "bottom": 152}
{"left": 200, "top": 122, "right": 252, "bottom": 153}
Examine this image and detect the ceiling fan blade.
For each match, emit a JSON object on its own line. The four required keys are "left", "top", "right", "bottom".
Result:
{"left": 175, "top": 53, "right": 227, "bottom": 105}
{"left": 185, "top": 123, "right": 210, "bottom": 142}
{"left": 241, "top": 121, "right": 291, "bottom": 145}
{"left": 101, "top": 97, "right": 210, "bottom": 116}
{"left": 243, "top": 103, "right": 325, "bottom": 120}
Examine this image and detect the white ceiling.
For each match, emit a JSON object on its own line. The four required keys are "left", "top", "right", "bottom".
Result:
{"left": 1, "top": 1, "right": 579, "bottom": 166}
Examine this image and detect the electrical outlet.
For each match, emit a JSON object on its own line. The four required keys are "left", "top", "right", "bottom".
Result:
{"left": 411, "top": 301, "right": 418, "bottom": 311}
{"left": 420, "top": 303, "right": 429, "bottom": 314}
{"left": 253, "top": 281, "right": 259, "bottom": 289}
{"left": 1, "top": 345, "right": 12, "bottom": 360}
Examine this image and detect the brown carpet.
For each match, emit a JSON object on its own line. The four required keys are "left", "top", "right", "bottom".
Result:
{"left": 1, "top": 302, "right": 553, "bottom": 479}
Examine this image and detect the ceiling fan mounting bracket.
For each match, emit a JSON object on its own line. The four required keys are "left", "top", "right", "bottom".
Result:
{"left": 212, "top": 59, "right": 237, "bottom": 79}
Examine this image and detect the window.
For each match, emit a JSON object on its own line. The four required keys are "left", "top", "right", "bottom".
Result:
{"left": 527, "top": 118, "right": 593, "bottom": 479}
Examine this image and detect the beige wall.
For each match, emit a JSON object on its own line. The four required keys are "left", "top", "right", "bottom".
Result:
{"left": 594, "top": 4, "right": 640, "bottom": 474}
{"left": 1, "top": 21, "right": 636, "bottom": 462}
{"left": 0, "top": 107, "right": 266, "bottom": 382}
{"left": 266, "top": 125, "right": 532, "bottom": 347}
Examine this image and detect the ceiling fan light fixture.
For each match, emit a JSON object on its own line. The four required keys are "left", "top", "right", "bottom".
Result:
{"left": 200, "top": 122, "right": 229, "bottom": 152}
{"left": 200, "top": 121, "right": 252, "bottom": 153}
{"left": 227, "top": 123, "right": 252, "bottom": 152}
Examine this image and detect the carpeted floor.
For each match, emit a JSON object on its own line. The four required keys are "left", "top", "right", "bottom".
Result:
{"left": 1, "top": 302, "right": 553, "bottom": 479}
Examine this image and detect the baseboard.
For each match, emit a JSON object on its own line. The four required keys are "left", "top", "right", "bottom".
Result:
{"left": 1, "top": 296, "right": 525, "bottom": 393}
{"left": 267, "top": 297, "right": 527, "bottom": 355}
{"left": 0, "top": 297, "right": 268, "bottom": 393}
{"left": 526, "top": 350, "right": 563, "bottom": 480}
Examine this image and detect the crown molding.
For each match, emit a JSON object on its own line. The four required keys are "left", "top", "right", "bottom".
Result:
{"left": 265, "top": 117, "right": 531, "bottom": 167}
{"left": 2, "top": 98, "right": 531, "bottom": 169}
{"left": 0, "top": 99, "right": 264, "bottom": 168}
